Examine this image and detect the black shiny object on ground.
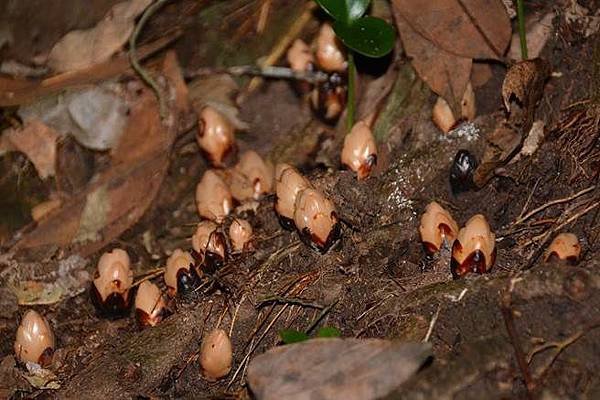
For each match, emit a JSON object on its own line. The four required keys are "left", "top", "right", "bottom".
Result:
{"left": 450, "top": 150, "right": 478, "bottom": 194}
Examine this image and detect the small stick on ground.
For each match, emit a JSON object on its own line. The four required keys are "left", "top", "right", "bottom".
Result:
{"left": 528, "top": 320, "right": 600, "bottom": 384}
{"left": 512, "top": 185, "right": 595, "bottom": 227}
{"left": 131, "top": 267, "right": 165, "bottom": 288}
{"left": 257, "top": 295, "right": 324, "bottom": 310}
{"left": 499, "top": 285, "right": 536, "bottom": 398}
{"left": 423, "top": 303, "right": 442, "bottom": 342}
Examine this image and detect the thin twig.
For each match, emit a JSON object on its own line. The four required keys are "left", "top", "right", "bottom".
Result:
{"left": 131, "top": 267, "right": 165, "bottom": 288}
{"left": 423, "top": 304, "right": 441, "bottom": 342}
{"left": 499, "top": 288, "right": 535, "bottom": 397}
{"left": 513, "top": 185, "right": 595, "bottom": 227}
{"left": 246, "top": 1, "right": 317, "bottom": 92}
{"left": 129, "top": 0, "right": 170, "bottom": 119}
{"left": 305, "top": 298, "right": 339, "bottom": 335}
{"left": 518, "top": 177, "right": 542, "bottom": 220}
{"left": 257, "top": 295, "right": 324, "bottom": 310}
{"left": 528, "top": 321, "right": 600, "bottom": 384}
{"left": 227, "top": 304, "right": 289, "bottom": 388}
{"left": 185, "top": 65, "right": 329, "bottom": 84}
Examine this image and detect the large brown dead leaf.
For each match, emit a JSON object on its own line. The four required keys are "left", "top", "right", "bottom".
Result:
{"left": 0, "top": 33, "right": 178, "bottom": 107}
{"left": 0, "top": 120, "right": 60, "bottom": 179}
{"left": 47, "top": 0, "right": 152, "bottom": 73}
{"left": 395, "top": 13, "right": 472, "bottom": 114}
{"left": 12, "top": 51, "right": 188, "bottom": 257}
{"left": 393, "top": 0, "right": 511, "bottom": 60}
{"left": 247, "top": 338, "right": 431, "bottom": 400}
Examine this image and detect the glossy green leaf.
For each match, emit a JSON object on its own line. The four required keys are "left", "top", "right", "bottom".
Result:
{"left": 313, "top": 0, "right": 348, "bottom": 22}
{"left": 333, "top": 16, "right": 396, "bottom": 58}
{"left": 279, "top": 329, "right": 310, "bottom": 344}
{"left": 316, "top": 326, "right": 341, "bottom": 338}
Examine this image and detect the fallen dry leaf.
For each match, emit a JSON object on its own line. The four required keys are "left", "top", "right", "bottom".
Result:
{"left": 247, "top": 338, "right": 431, "bottom": 400}
{"left": 47, "top": 0, "right": 152, "bottom": 73}
{"left": 393, "top": 0, "right": 511, "bottom": 60}
{"left": 12, "top": 51, "right": 188, "bottom": 257}
{"left": 502, "top": 58, "right": 550, "bottom": 127}
{"left": 508, "top": 12, "right": 555, "bottom": 61}
{"left": 0, "top": 33, "right": 178, "bottom": 107}
{"left": 395, "top": 12, "right": 472, "bottom": 113}
{"left": 473, "top": 124, "right": 524, "bottom": 187}
{"left": 0, "top": 120, "right": 60, "bottom": 179}
{"left": 475, "top": 59, "right": 549, "bottom": 187}
{"left": 393, "top": 0, "right": 511, "bottom": 113}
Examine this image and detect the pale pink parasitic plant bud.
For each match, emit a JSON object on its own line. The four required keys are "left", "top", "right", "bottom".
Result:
{"left": 164, "top": 249, "right": 198, "bottom": 297}
{"left": 287, "top": 39, "right": 314, "bottom": 72}
{"left": 432, "top": 96, "right": 457, "bottom": 134}
{"left": 293, "top": 188, "right": 340, "bottom": 253}
{"left": 192, "top": 220, "right": 227, "bottom": 271}
{"left": 274, "top": 163, "right": 313, "bottom": 230}
{"left": 545, "top": 233, "right": 581, "bottom": 264}
{"left": 197, "top": 106, "right": 236, "bottom": 167}
{"left": 229, "top": 219, "right": 253, "bottom": 252}
{"left": 135, "top": 281, "right": 170, "bottom": 327}
{"left": 419, "top": 201, "right": 459, "bottom": 255}
{"left": 235, "top": 150, "right": 274, "bottom": 200}
{"left": 200, "top": 328, "right": 233, "bottom": 381}
{"left": 91, "top": 248, "right": 134, "bottom": 317}
{"left": 451, "top": 214, "right": 496, "bottom": 278}
{"left": 14, "top": 310, "right": 55, "bottom": 367}
{"left": 196, "top": 170, "right": 233, "bottom": 223}
{"left": 315, "top": 23, "right": 347, "bottom": 72}
{"left": 341, "top": 121, "right": 378, "bottom": 180}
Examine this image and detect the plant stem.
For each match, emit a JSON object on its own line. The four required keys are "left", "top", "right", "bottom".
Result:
{"left": 516, "top": 0, "right": 528, "bottom": 60}
{"left": 346, "top": 51, "right": 356, "bottom": 132}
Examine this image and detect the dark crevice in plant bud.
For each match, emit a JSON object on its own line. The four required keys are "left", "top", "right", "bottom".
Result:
{"left": 298, "top": 214, "right": 342, "bottom": 254}
{"left": 311, "top": 72, "right": 347, "bottom": 123}
{"left": 90, "top": 285, "right": 133, "bottom": 318}
{"left": 277, "top": 213, "right": 296, "bottom": 231}
{"left": 450, "top": 149, "right": 478, "bottom": 195}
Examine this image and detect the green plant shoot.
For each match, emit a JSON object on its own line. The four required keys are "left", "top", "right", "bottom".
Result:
{"left": 313, "top": 0, "right": 396, "bottom": 131}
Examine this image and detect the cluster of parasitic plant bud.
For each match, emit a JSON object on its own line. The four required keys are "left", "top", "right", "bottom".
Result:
{"left": 87, "top": 247, "right": 235, "bottom": 380}
{"left": 419, "top": 201, "right": 496, "bottom": 279}
{"left": 286, "top": 23, "right": 347, "bottom": 122}
{"left": 89, "top": 248, "right": 171, "bottom": 327}
{"left": 275, "top": 163, "right": 341, "bottom": 253}
{"left": 341, "top": 120, "right": 378, "bottom": 180}
{"left": 432, "top": 82, "right": 476, "bottom": 133}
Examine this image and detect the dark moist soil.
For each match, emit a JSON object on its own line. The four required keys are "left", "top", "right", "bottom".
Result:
{"left": 1, "top": 1, "right": 600, "bottom": 399}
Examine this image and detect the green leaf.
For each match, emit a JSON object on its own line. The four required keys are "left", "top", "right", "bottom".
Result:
{"left": 346, "top": 0, "right": 370, "bottom": 22}
{"left": 279, "top": 329, "right": 310, "bottom": 344}
{"left": 313, "top": 0, "right": 348, "bottom": 22}
{"left": 316, "top": 326, "right": 341, "bottom": 338}
{"left": 333, "top": 17, "right": 396, "bottom": 58}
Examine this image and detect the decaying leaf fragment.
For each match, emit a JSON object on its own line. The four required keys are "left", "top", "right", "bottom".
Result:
{"left": 393, "top": 0, "right": 511, "bottom": 113}
{"left": 47, "top": 0, "right": 153, "bottom": 72}
{"left": 12, "top": 51, "right": 189, "bottom": 257}
{"left": 474, "top": 58, "right": 550, "bottom": 187}
{"left": 502, "top": 58, "right": 551, "bottom": 128}
{"left": 247, "top": 338, "right": 431, "bottom": 400}
{"left": 0, "top": 120, "right": 60, "bottom": 179}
